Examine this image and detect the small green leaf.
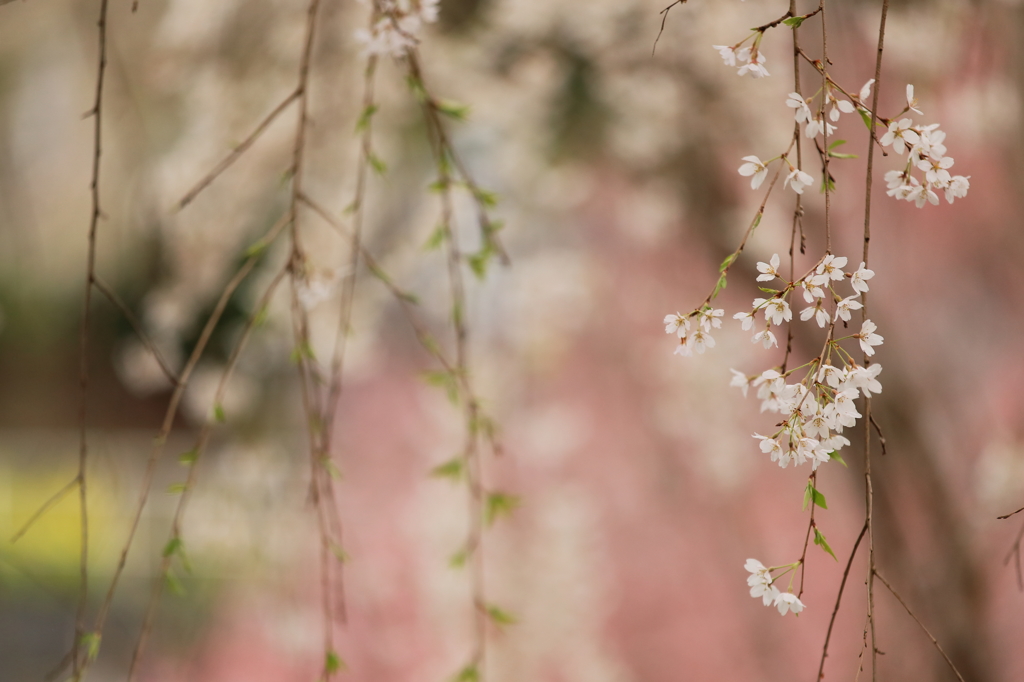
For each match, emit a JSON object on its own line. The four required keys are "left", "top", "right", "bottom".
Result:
{"left": 783, "top": 15, "right": 805, "bottom": 28}
{"left": 757, "top": 287, "right": 779, "bottom": 294}
{"left": 814, "top": 528, "right": 838, "bottom": 561}
{"left": 330, "top": 543, "right": 350, "bottom": 563}
{"left": 423, "top": 370, "right": 459, "bottom": 404}
{"left": 485, "top": 492, "right": 520, "bottom": 526}
{"left": 428, "top": 179, "right": 450, "bottom": 193}
{"left": 467, "top": 247, "right": 493, "bottom": 280}
{"left": 473, "top": 187, "right": 499, "bottom": 208}
{"left": 828, "top": 139, "right": 848, "bottom": 150}
{"left": 858, "top": 108, "right": 875, "bottom": 130}
{"left": 165, "top": 568, "right": 186, "bottom": 596}
{"left": 430, "top": 458, "right": 464, "bottom": 482}
{"left": 244, "top": 240, "right": 268, "bottom": 258}
{"left": 367, "top": 262, "right": 391, "bottom": 284}
{"left": 454, "top": 665, "right": 479, "bottom": 682}
{"left": 829, "top": 450, "right": 847, "bottom": 467}
{"left": 449, "top": 547, "right": 469, "bottom": 569}
{"left": 405, "top": 75, "right": 427, "bottom": 102}
{"left": 829, "top": 151, "right": 859, "bottom": 159}
{"left": 752, "top": 212, "right": 763, "bottom": 229}
{"left": 213, "top": 403, "right": 226, "bottom": 423}
{"left": 486, "top": 604, "right": 517, "bottom": 625}
{"left": 452, "top": 300, "right": 463, "bottom": 329}
{"left": 253, "top": 306, "right": 269, "bottom": 327}
{"left": 167, "top": 482, "right": 187, "bottom": 494}
{"left": 162, "top": 537, "right": 183, "bottom": 558}
{"left": 178, "top": 449, "right": 199, "bottom": 466}
{"left": 355, "top": 104, "right": 379, "bottom": 132}
{"left": 398, "top": 290, "right": 420, "bottom": 305}
{"left": 803, "top": 482, "right": 828, "bottom": 511}
{"left": 80, "top": 632, "right": 101, "bottom": 662}
{"left": 436, "top": 99, "right": 470, "bottom": 121}
{"left": 719, "top": 253, "right": 737, "bottom": 273}
{"left": 368, "top": 153, "right": 387, "bottom": 176}
{"left": 712, "top": 273, "right": 728, "bottom": 298}
{"left": 321, "top": 457, "right": 343, "bottom": 480}
{"left": 423, "top": 226, "right": 446, "bottom": 251}
{"left": 325, "top": 650, "right": 346, "bottom": 674}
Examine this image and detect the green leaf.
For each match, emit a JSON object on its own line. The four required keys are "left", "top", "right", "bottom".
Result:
{"left": 452, "top": 300, "right": 463, "bottom": 329}
{"left": 752, "top": 212, "right": 763, "bottom": 229}
{"left": 829, "top": 450, "right": 847, "bottom": 467}
{"left": 783, "top": 15, "right": 805, "bottom": 28}
{"left": 213, "top": 403, "right": 226, "bottom": 423}
{"left": 803, "top": 482, "right": 828, "bottom": 511}
{"left": 828, "top": 139, "right": 848, "bottom": 150}
{"left": 162, "top": 537, "right": 183, "bottom": 558}
{"left": 405, "top": 75, "right": 427, "bottom": 102}
{"left": 355, "top": 104, "right": 379, "bottom": 132}
{"left": 167, "top": 482, "right": 187, "bottom": 494}
{"left": 423, "top": 226, "right": 446, "bottom": 251}
{"left": 473, "top": 187, "right": 499, "bottom": 208}
{"left": 325, "top": 651, "right": 346, "bottom": 674}
{"left": 436, "top": 99, "right": 470, "bottom": 121}
{"left": 858, "top": 108, "right": 875, "bottom": 130}
{"left": 368, "top": 153, "right": 387, "bottom": 176}
{"left": 253, "top": 306, "right": 269, "bottom": 327}
{"left": 814, "top": 528, "right": 838, "bottom": 561}
{"left": 178, "top": 449, "right": 199, "bottom": 466}
{"left": 449, "top": 547, "right": 469, "bottom": 569}
{"left": 430, "top": 458, "right": 464, "bottom": 482}
{"left": 454, "top": 665, "right": 479, "bottom": 682}
{"left": 165, "top": 568, "right": 186, "bottom": 596}
{"left": 423, "top": 370, "right": 459, "bottom": 404}
{"left": 398, "top": 290, "right": 420, "bottom": 305}
{"left": 829, "top": 151, "right": 859, "bottom": 160}
{"left": 467, "top": 246, "right": 494, "bottom": 280}
{"left": 428, "top": 179, "right": 450, "bottom": 193}
{"left": 244, "top": 240, "right": 268, "bottom": 258}
{"left": 367, "top": 262, "right": 391, "bottom": 284}
{"left": 757, "top": 287, "right": 779, "bottom": 294}
{"left": 80, "top": 632, "right": 101, "bottom": 662}
{"left": 486, "top": 604, "right": 517, "bottom": 626}
{"left": 321, "top": 457, "right": 343, "bottom": 480}
{"left": 711, "top": 273, "right": 728, "bottom": 298}
{"left": 485, "top": 492, "right": 520, "bottom": 526}
{"left": 719, "top": 253, "right": 737, "bottom": 273}
{"left": 330, "top": 543, "right": 350, "bottom": 563}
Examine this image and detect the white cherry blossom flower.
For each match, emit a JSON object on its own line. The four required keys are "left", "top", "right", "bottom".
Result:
{"left": 945, "top": 175, "right": 970, "bottom": 203}
{"left": 805, "top": 116, "right": 837, "bottom": 139}
{"left": 850, "top": 262, "right": 874, "bottom": 294}
{"left": 734, "top": 310, "right": 756, "bottom": 331}
{"left": 918, "top": 155, "right": 954, "bottom": 185}
{"left": 816, "top": 254, "right": 848, "bottom": 282}
{"left": 834, "top": 296, "right": 863, "bottom": 322}
{"left": 816, "top": 364, "right": 845, "bottom": 388}
{"left": 673, "top": 340, "right": 692, "bottom": 357}
{"left": 880, "top": 118, "right": 920, "bottom": 155}
{"left": 906, "top": 84, "right": 923, "bottom": 115}
{"left": 775, "top": 592, "right": 805, "bottom": 616}
{"left": 664, "top": 312, "right": 690, "bottom": 337}
{"left": 764, "top": 298, "right": 792, "bottom": 326}
{"left": 698, "top": 307, "right": 725, "bottom": 332}
{"left": 858, "top": 78, "right": 875, "bottom": 105}
{"left": 753, "top": 329, "right": 778, "bottom": 349}
{"left": 713, "top": 44, "right": 739, "bottom": 66}
{"left": 730, "top": 369, "right": 751, "bottom": 397}
{"left": 827, "top": 87, "right": 856, "bottom": 122}
{"left": 845, "top": 364, "right": 883, "bottom": 397}
{"left": 737, "top": 52, "right": 769, "bottom": 78}
{"left": 801, "top": 279, "right": 825, "bottom": 302}
{"left": 801, "top": 302, "right": 830, "bottom": 328}
{"left": 785, "top": 168, "right": 814, "bottom": 195}
{"left": 856, "top": 319, "right": 884, "bottom": 356}
{"left": 738, "top": 155, "right": 769, "bottom": 189}
{"left": 908, "top": 182, "right": 939, "bottom": 208}
{"left": 754, "top": 433, "right": 783, "bottom": 462}
{"left": 687, "top": 329, "right": 716, "bottom": 354}
{"left": 757, "top": 253, "right": 782, "bottom": 282}
{"left": 786, "top": 92, "right": 813, "bottom": 123}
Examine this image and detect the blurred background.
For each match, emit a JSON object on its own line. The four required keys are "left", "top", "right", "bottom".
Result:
{"left": 2, "top": 0, "right": 1024, "bottom": 680}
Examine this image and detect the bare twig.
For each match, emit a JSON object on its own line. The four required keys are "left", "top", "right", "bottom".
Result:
{"left": 997, "top": 505, "right": 1024, "bottom": 520}
{"left": 93, "top": 276, "right": 179, "bottom": 387}
{"left": 72, "top": 0, "right": 109, "bottom": 675}
{"left": 817, "top": 521, "right": 868, "bottom": 680}
{"left": 874, "top": 572, "right": 967, "bottom": 682}
{"left": 176, "top": 89, "right": 301, "bottom": 210}
{"left": 653, "top": 0, "right": 687, "bottom": 57}
{"left": 9, "top": 477, "right": 79, "bottom": 544}
{"left": 1002, "top": 519, "right": 1024, "bottom": 591}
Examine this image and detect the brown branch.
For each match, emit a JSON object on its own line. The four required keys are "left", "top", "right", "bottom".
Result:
{"left": 652, "top": 0, "right": 687, "bottom": 57}
{"left": 874, "top": 572, "right": 967, "bottom": 682}
{"left": 817, "top": 521, "right": 868, "bottom": 680}
{"left": 9, "top": 477, "right": 79, "bottom": 544}
{"left": 175, "top": 89, "right": 301, "bottom": 210}
{"left": 127, "top": 265, "right": 289, "bottom": 680}
{"left": 93, "top": 276, "right": 179, "bottom": 387}
{"left": 997, "top": 505, "right": 1024, "bottom": 520}
{"left": 72, "top": 0, "right": 109, "bottom": 675}
{"left": 1002, "top": 519, "right": 1024, "bottom": 591}
{"left": 84, "top": 213, "right": 290, "bottom": 678}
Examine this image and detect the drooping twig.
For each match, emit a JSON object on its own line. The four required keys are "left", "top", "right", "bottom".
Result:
{"left": 93, "top": 276, "right": 179, "bottom": 387}
{"left": 874, "top": 571, "right": 967, "bottom": 682}
{"left": 9, "top": 477, "right": 79, "bottom": 544}
{"left": 176, "top": 89, "right": 301, "bottom": 210}
{"left": 72, "top": 0, "right": 109, "bottom": 675}
{"left": 817, "top": 521, "right": 868, "bottom": 680}
{"left": 652, "top": 0, "right": 687, "bottom": 57}
{"left": 1002, "top": 519, "right": 1024, "bottom": 591}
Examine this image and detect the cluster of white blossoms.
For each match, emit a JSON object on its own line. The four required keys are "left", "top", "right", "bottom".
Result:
{"left": 664, "top": 306, "right": 725, "bottom": 356}
{"left": 354, "top": 0, "right": 440, "bottom": 58}
{"left": 729, "top": 253, "right": 881, "bottom": 469}
{"left": 745, "top": 559, "right": 805, "bottom": 615}
{"left": 712, "top": 43, "right": 769, "bottom": 78}
{"left": 881, "top": 86, "right": 971, "bottom": 207}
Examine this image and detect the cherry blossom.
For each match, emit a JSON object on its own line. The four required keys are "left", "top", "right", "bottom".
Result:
{"left": 775, "top": 592, "right": 805, "bottom": 616}
{"left": 785, "top": 168, "right": 814, "bottom": 195}
{"left": 850, "top": 262, "right": 874, "bottom": 294}
{"left": 738, "top": 155, "right": 769, "bottom": 189}
{"left": 880, "top": 118, "right": 920, "bottom": 155}
{"left": 757, "top": 253, "right": 782, "bottom": 282}
{"left": 856, "top": 319, "right": 884, "bottom": 356}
